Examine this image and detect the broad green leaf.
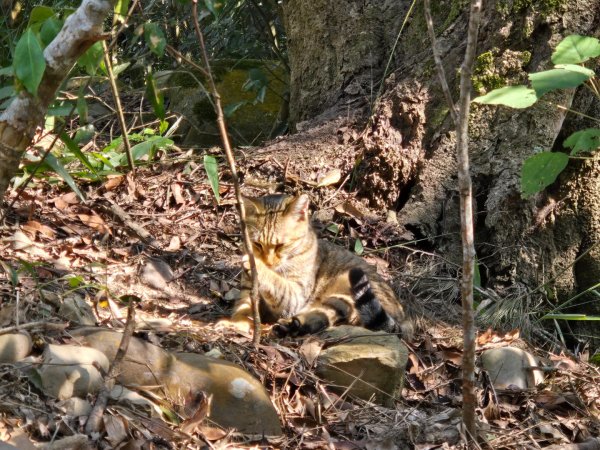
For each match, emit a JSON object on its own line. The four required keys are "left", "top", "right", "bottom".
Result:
{"left": 552, "top": 34, "right": 600, "bottom": 65}
{"left": 47, "top": 103, "right": 74, "bottom": 116}
{"left": 44, "top": 152, "right": 86, "bottom": 202}
{"left": 521, "top": 152, "right": 569, "bottom": 198}
{"left": 40, "top": 17, "right": 63, "bottom": 46}
{"left": 563, "top": 128, "right": 600, "bottom": 155}
{"left": 13, "top": 29, "right": 46, "bottom": 95}
{"left": 529, "top": 67, "right": 593, "bottom": 97}
{"left": 542, "top": 313, "right": 600, "bottom": 321}
{"left": 59, "top": 131, "right": 97, "bottom": 174}
{"left": 472, "top": 85, "right": 538, "bottom": 109}
{"left": 78, "top": 41, "right": 104, "bottom": 75}
{"left": 553, "top": 64, "right": 595, "bottom": 77}
{"left": 203, "top": 155, "right": 220, "bottom": 204}
{"left": 28, "top": 6, "right": 54, "bottom": 26}
{"left": 145, "top": 72, "right": 165, "bottom": 120}
{"left": 120, "top": 136, "right": 173, "bottom": 166}
{"left": 159, "top": 120, "right": 168, "bottom": 135}
{"left": 354, "top": 238, "right": 364, "bottom": 256}
{"left": 144, "top": 23, "right": 166, "bottom": 57}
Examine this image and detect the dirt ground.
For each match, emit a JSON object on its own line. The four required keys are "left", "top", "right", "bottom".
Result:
{"left": 0, "top": 124, "right": 599, "bottom": 449}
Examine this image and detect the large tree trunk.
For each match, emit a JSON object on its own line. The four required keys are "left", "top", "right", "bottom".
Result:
{"left": 0, "top": 0, "right": 116, "bottom": 203}
{"left": 280, "top": 0, "right": 600, "bottom": 344}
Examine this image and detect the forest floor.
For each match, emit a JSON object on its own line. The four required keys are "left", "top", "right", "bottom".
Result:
{"left": 0, "top": 130, "right": 599, "bottom": 449}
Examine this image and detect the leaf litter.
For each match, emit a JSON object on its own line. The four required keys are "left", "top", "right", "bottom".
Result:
{"left": 0, "top": 137, "right": 598, "bottom": 449}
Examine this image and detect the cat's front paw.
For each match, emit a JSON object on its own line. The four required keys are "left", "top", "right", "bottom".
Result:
{"left": 271, "top": 317, "right": 302, "bottom": 338}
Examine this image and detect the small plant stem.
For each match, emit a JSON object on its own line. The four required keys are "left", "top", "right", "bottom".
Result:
{"left": 423, "top": 0, "right": 458, "bottom": 125}
{"left": 426, "top": 0, "right": 482, "bottom": 443}
{"left": 548, "top": 102, "right": 600, "bottom": 123}
{"left": 102, "top": 41, "right": 135, "bottom": 174}
{"left": 191, "top": 1, "right": 261, "bottom": 345}
{"left": 456, "top": 0, "right": 483, "bottom": 443}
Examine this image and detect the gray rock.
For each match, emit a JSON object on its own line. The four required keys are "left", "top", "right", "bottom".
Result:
{"left": 71, "top": 328, "right": 282, "bottom": 436}
{"left": 37, "top": 344, "right": 109, "bottom": 400}
{"left": 58, "top": 296, "right": 96, "bottom": 326}
{"left": 315, "top": 325, "right": 408, "bottom": 406}
{"left": 481, "top": 346, "right": 545, "bottom": 390}
{"left": 0, "top": 332, "right": 32, "bottom": 363}
{"left": 141, "top": 258, "right": 174, "bottom": 290}
{"left": 58, "top": 397, "right": 92, "bottom": 417}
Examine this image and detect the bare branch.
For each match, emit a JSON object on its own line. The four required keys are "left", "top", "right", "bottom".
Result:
{"left": 190, "top": 1, "right": 262, "bottom": 345}
{"left": 456, "top": 0, "right": 483, "bottom": 442}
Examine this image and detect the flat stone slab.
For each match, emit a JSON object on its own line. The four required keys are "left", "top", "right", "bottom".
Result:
{"left": 315, "top": 325, "right": 408, "bottom": 406}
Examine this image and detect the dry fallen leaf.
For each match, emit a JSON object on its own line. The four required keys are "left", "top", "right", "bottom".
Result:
{"left": 171, "top": 182, "right": 185, "bottom": 205}
{"left": 334, "top": 201, "right": 365, "bottom": 222}
{"left": 78, "top": 213, "right": 111, "bottom": 234}
{"left": 166, "top": 235, "right": 181, "bottom": 251}
{"left": 21, "top": 220, "right": 56, "bottom": 239}
{"left": 316, "top": 168, "right": 342, "bottom": 187}
{"left": 103, "top": 174, "right": 124, "bottom": 191}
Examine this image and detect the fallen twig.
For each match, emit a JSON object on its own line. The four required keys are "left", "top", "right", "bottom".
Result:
{"left": 0, "top": 321, "right": 68, "bottom": 336}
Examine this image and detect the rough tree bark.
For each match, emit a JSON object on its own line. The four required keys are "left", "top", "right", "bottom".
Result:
{"left": 0, "top": 0, "right": 116, "bottom": 203}
{"left": 280, "top": 0, "right": 600, "bottom": 344}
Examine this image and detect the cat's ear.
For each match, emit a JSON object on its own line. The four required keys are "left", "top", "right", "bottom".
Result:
{"left": 286, "top": 194, "right": 310, "bottom": 221}
{"left": 242, "top": 196, "right": 261, "bottom": 216}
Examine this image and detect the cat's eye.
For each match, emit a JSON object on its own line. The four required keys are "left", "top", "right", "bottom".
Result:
{"left": 252, "top": 241, "right": 263, "bottom": 250}
{"left": 275, "top": 244, "right": 284, "bottom": 252}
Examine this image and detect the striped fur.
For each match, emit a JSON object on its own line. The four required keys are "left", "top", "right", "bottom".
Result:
{"left": 230, "top": 194, "right": 412, "bottom": 339}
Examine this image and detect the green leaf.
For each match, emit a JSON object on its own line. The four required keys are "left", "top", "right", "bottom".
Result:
{"left": 563, "top": 128, "right": 600, "bottom": 155}
{"left": 529, "top": 67, "right": 593, "bottom": 97}
{"left": 326, "top": 223, "right": 339, "bottom": 234}
{"left": 13, "top": 29, "right": 46, "bottom": 95}
{"left": 77, "top": 41, "right": 104, "bottom": 75}
{"left": 114, "top": 0, "right": 131, "bottom": 19}
{"left": 77, "top": 89, "right": 88, "bottom": 124}
{"left": 0, "top": 85, "right": 15, "bottom": 101}
{"left": 204, "top": 0, "right": 223, "bottom": 16}
{"left": 111, "top": 62, "right": 130, "bottom": 77}
{"left": 552, "top": 34, "right": 600, "bottom": 65}
{"left": 121, "top": 136, "right": 173, "bottom": 166}
{"left": 40, "top": 17, "right": 63, "bottom": 47}
{"left": 542, "top": 313, "right": 600, "bottom": 321}
{"left": 354, "top": 238, "right": 364, "bottom": 256}
{"left": 28, "top": 6, "right": 55, "bottom": 26}
{"left": 521, "top": 152, "right": 569, "bottom": 198}
{"left": 472, "top": 85, "right": 538, "bottom": 109}
{"left": 59, "top": 131, "right": 97, "bottom": 174}
{"left": 144, "top": 23, "right": 166, "bottom": 57}
{"left": 159, "top": 120, "right": 169, "bottom": 135}
{"left": 223, "top": 101, "right": 247, "bottom": 117}
{"left": 0, "top": 260, "right": 19, "bottom": 286}
{"left": 44, "top": 152, "right": 86, "bottom": 202}
{"left": 203, "top": 155, "right": 220, "bottom": 204}
{"left": 0, "top": 66, "right": 13, "bottom": 77}
{"left": 145, "top": 72, "right": 165, "bottom": 120}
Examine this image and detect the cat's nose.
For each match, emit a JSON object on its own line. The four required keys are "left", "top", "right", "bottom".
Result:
{"left": 265, "top": 250, "right": 276, "bottom": 266}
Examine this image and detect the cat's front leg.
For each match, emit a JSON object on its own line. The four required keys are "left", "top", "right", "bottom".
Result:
{"left": 271, "top": 296, "right": 353, "bottom": 337}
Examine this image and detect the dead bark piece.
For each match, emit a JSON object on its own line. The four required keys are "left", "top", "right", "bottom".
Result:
{"left": 0, "top": 0, "right": 116, "bottom": 202}
{"left": 544, "top": 438, "right": 600, "bottom": 450}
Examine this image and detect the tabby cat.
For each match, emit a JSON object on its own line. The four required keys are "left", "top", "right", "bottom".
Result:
{"left": 230, "top": 194, "right": 412, "bottom": 339}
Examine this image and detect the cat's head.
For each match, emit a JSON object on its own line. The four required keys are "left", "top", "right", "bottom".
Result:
{"left": 242, "top": 194, "right": 311, "bottom": 267}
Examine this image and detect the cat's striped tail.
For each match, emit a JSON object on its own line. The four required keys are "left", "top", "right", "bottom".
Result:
{"left": 349, "top": 267, "right": 409, "bottom": 337}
